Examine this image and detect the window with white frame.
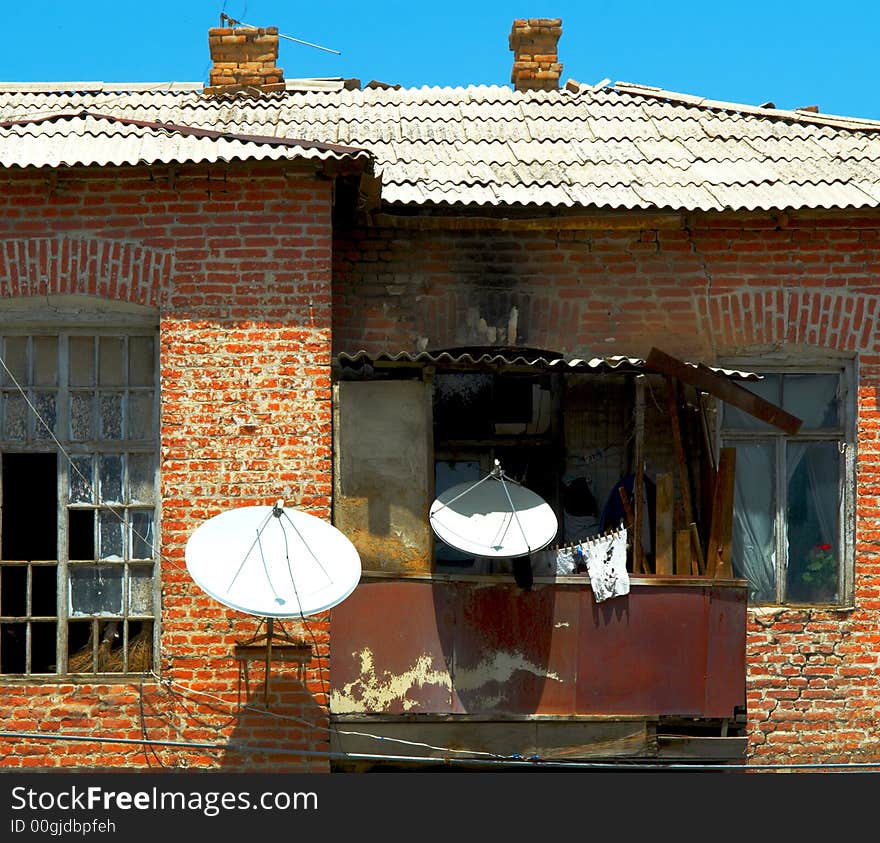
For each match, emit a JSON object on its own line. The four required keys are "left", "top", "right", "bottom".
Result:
{"left": 0, "top": 330, "right": 158, "bottom": 677}
{"left": 720, "top": 363, "right": 855, "bottom": 606}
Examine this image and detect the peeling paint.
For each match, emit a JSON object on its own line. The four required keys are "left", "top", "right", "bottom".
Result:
{"left": 455, "top": 650, "right": 563, "bottom": 691}
{"left": 454, "top": 649, "right": 564, "bottom": 709}
{"left": 330, "top": 647, "right": 452, "bottom": 714}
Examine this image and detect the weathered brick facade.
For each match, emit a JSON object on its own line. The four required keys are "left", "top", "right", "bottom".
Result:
{"left": 0, "top": 162, "right": 334, "bottom": 770}
{"left": 3, "top": 148, "right": 880, "bottom": 768}
{"left": 332, "top": 211, "right": 880, "bottom": 766}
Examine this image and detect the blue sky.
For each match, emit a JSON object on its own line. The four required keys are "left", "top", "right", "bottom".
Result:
{"left": 3, "top": 1, "right": 879, "bottom": 120}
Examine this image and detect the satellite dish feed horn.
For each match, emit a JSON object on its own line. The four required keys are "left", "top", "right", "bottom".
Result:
{"left": 185, "top": 500, "right": 362, "bottom": 707}
{"left": 429, "top": 460, "right": 558, "bottom": 559}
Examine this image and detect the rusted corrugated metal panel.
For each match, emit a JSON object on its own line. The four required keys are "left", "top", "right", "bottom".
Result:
{"left": 329, "top": 580, "right": 747, "bottom": 719}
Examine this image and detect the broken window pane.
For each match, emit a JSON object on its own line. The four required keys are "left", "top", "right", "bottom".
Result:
{"left": 99, "top": 393, "right": 123, "bottom": 440}
{"left": 67, "top": 620, "right": 93, "bottom": 672}
{"left": 99, "top": 337, "right": 124, "bottom": 386}
{"left": 98, "top": 511, "right": 125, "bottom": 560}
{"left": 127, "top": 454, "right": 153, "bottom": 503}
{"left": 33, "top": 391, "right": 57, "bottom": 441}
{"left": 96, "top": 620, "right": 125, "bottom": 672}
{"left": 129, "top": 337, "right": 154, "bottom": 387}
{"left": 125, "top": 620, "right": 153, "bottom": 672}
{"left": 69, "top": 565, "right": 123, "bottom": 616}
{"left": 3, "top": 392, "right": 27, "bottom": 441}
{"left": 30, "top": 566, "right": 58, "bottom": 616}
{"left": 68, "top": 337, "right": 95, "bottom": 387}
{"left": 0, "top": 622, "right": 26, "bottom": 673}
{"left": 128, "top": 565, "right": 153, "bottom": 614}
{"left": 98, "top": 455, "right": 123, "bottom": 504}
{"left": 68, "top": 456, "right": 94, "bottom": 503}
{"left": 70, "top": 392, "right": 94, "bottom": 441}
{"left": 128, "top": 392, "right": 154, "bottom": 440}
{"left": 30, "top": 621, "right": 56, "bottom": 673}
{"left": 2, "top": 337, "right": 28, "bottom": 385}
{"left": 130, "top": 511, "right": 154, "bottom": 560}
{"left": 2, "top": 453, "right": 57, "bottom": 561}
{"left": 0, "top": 566, "right": 27, "bottom": 616}
{"left": 68, "top": 510, "right": 95, "bottom": 561}
{"left": 33, "top": 337, "right": 58, "bottom": 387}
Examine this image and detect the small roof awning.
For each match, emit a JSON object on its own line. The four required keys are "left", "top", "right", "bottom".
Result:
{"left": 336, "top": 347, "right": 803, "bottom": 434}
{"left": 336, "top": 348, "right": 761, "bottom": 380}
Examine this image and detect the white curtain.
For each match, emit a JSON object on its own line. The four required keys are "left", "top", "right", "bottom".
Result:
{"left": 731, "top": 442, "right": 776, "bottom": 602}
{"left": 728, "top": 374, "right": 839, "bottom": 603}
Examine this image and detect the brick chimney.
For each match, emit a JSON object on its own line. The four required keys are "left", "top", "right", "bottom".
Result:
{"left": 206, "top": 25, "right": 285, "bottom": 93}
{"left": 509, "top": 18, "right": 563, "bottom": 92}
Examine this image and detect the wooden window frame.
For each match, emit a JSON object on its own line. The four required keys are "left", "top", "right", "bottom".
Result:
{"left": 0, "top": 326, "right": 160, "bottom": 680}
{"left": 719, "top": 356, "right": 856, "bottom": 607}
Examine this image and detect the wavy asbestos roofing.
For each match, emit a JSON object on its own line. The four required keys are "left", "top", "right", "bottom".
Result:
{"left": 0, "top": 110, "right": 372, "bottom": 169}
{"left": 2, "top": 80, "right": 880, "bottom": 211}
{"left": 336, "top": 350, "right": 761, "bottom": 380}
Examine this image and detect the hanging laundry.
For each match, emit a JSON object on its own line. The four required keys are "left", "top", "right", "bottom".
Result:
{"left": 580, "top": 527, "right": 630, "bottom": 602}
{"left": 530, "top": 544, "right": 577, "bottom": 576}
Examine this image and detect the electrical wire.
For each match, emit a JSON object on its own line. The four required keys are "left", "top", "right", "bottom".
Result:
{"left": 2, "top": 728, "right": 880, "bottom": 771}
{"left": 0, "top": 349, "right": 187, "bottom": 575}
{"left": 0, "top": 345, "right": 370, "bottom": 765}
{"left": 150, "top": 668, "right": 511, "bottom": 760}
{"left": 220, "top": 13, "right": 342, "bottom": 55}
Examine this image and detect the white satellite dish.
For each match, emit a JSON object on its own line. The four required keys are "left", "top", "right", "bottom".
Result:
{"left": 429, "top": 461, "right": 558, "bottom": 558}
{"left": 185, "top": 501, "right": 361, "bottom": 619}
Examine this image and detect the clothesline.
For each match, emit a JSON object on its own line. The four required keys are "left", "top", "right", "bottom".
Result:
{"left": 531, "top": 526, "right": 630, "bottom": 602}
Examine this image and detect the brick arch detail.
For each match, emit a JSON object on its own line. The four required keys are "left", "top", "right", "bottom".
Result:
{"left": 0, "top": 237, "right": 174, "bottom": 307}
{"left": 706, "top": 288, "right": 880, "bottom": 354}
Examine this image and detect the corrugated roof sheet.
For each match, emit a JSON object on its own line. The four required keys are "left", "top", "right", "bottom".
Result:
{"left": 0, "top": 110, "right": 371, "bottom": 169}
{"left": 2, "top": 80, "right": 880, "bottom": 211}
{"left": 337, "top": 349, "right": 760, "bottom": 380}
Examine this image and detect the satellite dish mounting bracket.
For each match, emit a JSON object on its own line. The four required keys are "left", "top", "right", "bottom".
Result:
{"left": 234, "top": 617, "right": 312, "bottom": 709}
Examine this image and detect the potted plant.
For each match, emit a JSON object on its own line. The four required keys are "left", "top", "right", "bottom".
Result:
{"left": 799, "top": 543, "right": 838, "bottom": 602}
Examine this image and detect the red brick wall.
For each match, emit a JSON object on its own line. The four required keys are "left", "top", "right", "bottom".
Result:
{"left": 0, "top": 162, "right": 333, "bottom": 771}
{"left": 333, "top": 211, "right": 880, "bottom": 767}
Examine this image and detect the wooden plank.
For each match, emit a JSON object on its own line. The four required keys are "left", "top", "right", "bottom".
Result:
{"left": 655, "top": 473, "right": 674, "bottom": 575}
{"left": 664, "top": 375, "right": 692, "bottom": 528}
{"left": 675, "top": 529, "right": 692, "bottom": 576}
{"left": 617, "top": 486, "right": 635, "bottom": 574}
{"left": 706, "top": 448, "right": 736, "bottom": 579}
{"left": 617, "top": 486, "right": 635, "bottom": 529}
{"left": 690, "top": 522, "right": 706, "bottom": 575}
{"left": 633, "top": 375, "right": 647, "bottom": 574}
{"left": 698, "top": 398, "right": 717, "bottom": 554}
{"left": 646, "top": 347, "right": 802, "bottom": 434}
